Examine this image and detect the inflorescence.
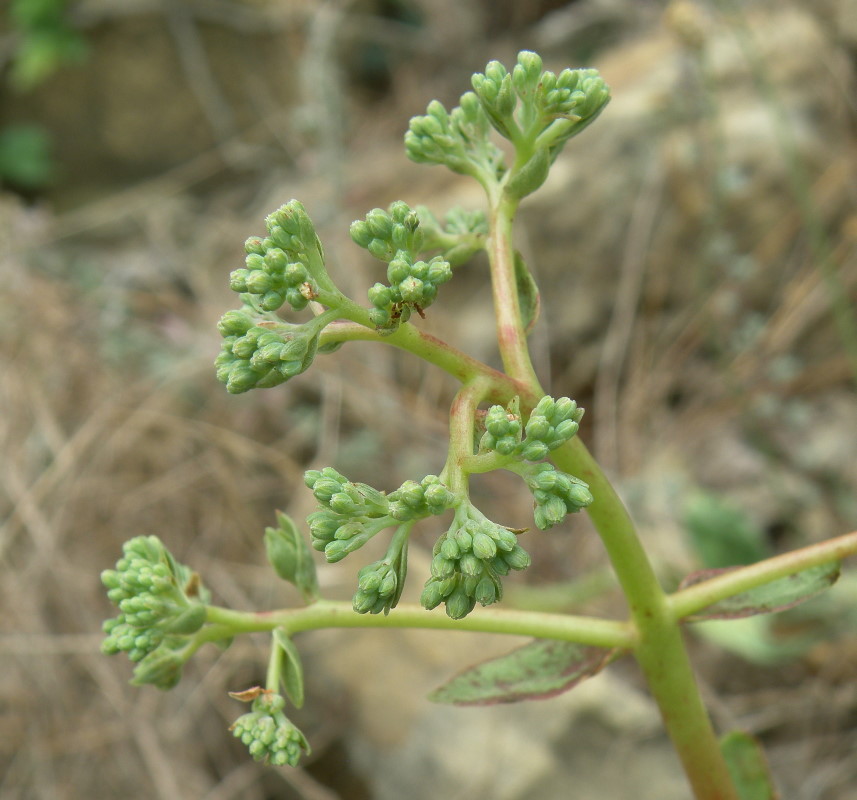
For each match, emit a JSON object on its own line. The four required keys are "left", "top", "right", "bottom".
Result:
{"left": 103, "top": 49, "right": 610, "bottom": 771}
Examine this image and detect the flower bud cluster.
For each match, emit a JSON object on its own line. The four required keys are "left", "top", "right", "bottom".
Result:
{"left": 215, "top": 314, "right": 320, "bottom": 394}
{"left": 366, "top": 251, "right": 452, "bottom": 330}
{"left": 471, "top": 51, "right": 610, "bottom": 152}
{"left": 421, "top": 508, "right": 530, "bottom": 619}
{"left": 101, "top": 536, "right": 209, "bottom": 688}
{"left": 304, "top": 469, "right": 455, "bottom": 563}
{"left": 521, "top": 462, "right": 594, "bottom": 531}
{"left": 352, "top": 558, "right": 402, "bottom": 615}
{"left": 229, "top": 200, "right": 324, "bottom": 313}
{"left": 517, "top": 395, "right": 585, "bottom": 461}
{"left": 350, "top": 201, "right": 424, "bottom": 262}
{"left": 387, "top": 475, "right": 456, "bottom": 520}
{"left": 479, "top": 395, "right": 584, "bottom": 461}
{"left": 304, "top": 467, "right": 392, "bottom": 562}
{"left": 230, "top": 692, "right": 309, "bottom": 767}
{"left": 405, "top": 92, "right": 506, "bottom": 179}
{"left": 350, "top": 202, "right": 454, "bottom": 331}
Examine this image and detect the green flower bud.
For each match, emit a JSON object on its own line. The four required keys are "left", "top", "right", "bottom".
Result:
{"left": 445, "top": 587, "right": 476, "bottom": 620}
{"left": 229, "top": 269, "right": 250, "bottom": 292}
{"left": 520, "top": 441, "right": 549, "bottom": 461}
{"left": 420, "top": 579, "right": 445, "bottom": 610}
{"left": 368, "top": 239, "right": 395, "bottom": 262}
{"left": 452, "top": 526, "right": 473, "bottom": 552}
{"left": 471, "top": 531, "right": 497, "bottom": 560}
{"left": 440, "top": 537, "right": 460, "bottom": 560}
{"left": 431, "top": 553, "right": 455, "bottom": 579}
{"left": 349, "top": 219, "right": 373, "bottom": 247}
{"left": 502, "top": 544, "right": 531, "bottom": 571}
{"left": 474, "top": 575, "right": 498, "bottom": 606}
{"left": 217, "top": 310, "right": 254, "bottom": 337}
{"left": 329, "top": 492, "right": 358, "bottom": 515}
{"left": 245, "top": 236, "right": 266, "bottom": 255}
{"left": 246, "top": 252, "right": 266, "bottom": 270}
{"left": 264, "top": 248, "right": 288, "bottom": 272}
{"left": 566, "top": 483, "right": 594, "bottom": 508}
{"left": 368, "top": 283, "right": 393, "bottom": 308}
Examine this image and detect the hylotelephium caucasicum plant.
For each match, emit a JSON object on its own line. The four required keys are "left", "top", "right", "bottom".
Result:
{"left": 102, "top": 51, "right": 857, "bottom": 798}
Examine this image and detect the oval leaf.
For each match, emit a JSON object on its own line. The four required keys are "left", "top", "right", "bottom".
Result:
{"left": 272, "top": 629, "right": 305, "bottom": 709}
{"left": 680, "top": 562, "right": 840, "bottom": 622}
{"left": 514, "top": 250, "right": 541, "bottom": 334}
{"left": 429, "top": 639, "right": 619, "bottom": 706}
{"left": 720, "top": 731, "right": 779, "bottom": 800}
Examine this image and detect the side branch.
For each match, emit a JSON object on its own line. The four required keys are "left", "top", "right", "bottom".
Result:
{"left": 204, "top": 601, "right": 638, "bottom": 650}
{"left": 669, "top": 530, "right": 857, "bottom": 622}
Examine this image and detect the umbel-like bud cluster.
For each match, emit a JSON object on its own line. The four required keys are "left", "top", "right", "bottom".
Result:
{"left": 421, "top": 506, "right": 531, "bottom": 619}
{"left": 405, "top": 91, "right": 506, "bottom": 180}
{"left": 350, "top": 202, "right": 453, "bottom": 331}
{"left": 406, "top": 51, "right": 610, "bottom": 199}
{"left": 478, "top": 396, "right": 593, "bottom": 530}
{"left": 480, "top": 395, "right": 585, "bottom": 461}
{"left": 231, "top": 200, "right": 325, "bottom": 313}
{"left": 101, "top": 536, "right": 209, "bottom": 689}
{"left": 352, "top": 541, "right": 409, "bottom": 616}
{"left": 470, "top": 52, "right": 610, "bottom": 155}
{"left": 520, "top": 462, "right": 594, "bottom": 531}
{"left": 304, "top": 468, "right": 456, "bottom": 563}
{"left": 230, "top": 691, "right": 309, "bottom": 767}
{"left": 215, "top": 313, "right": 322, "bottom": 394}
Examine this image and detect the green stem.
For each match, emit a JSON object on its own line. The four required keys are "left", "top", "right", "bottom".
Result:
{"left": 486, "top": 196, "right": 542, "bottom": 387}
{"left": 204, "top": 601, "right": 636, "bottom": 650}
{"left": 319, "top": 319, "right": 526, "bottom": 402}
{"left": 482, "top": 175, "right": 738, "bottom": 796}
{"left": 550, "top": 435, "right": 738, "bottom": 799}
{"left": 670, "top": 529, "right": 857, "bottom": 621}
{"left": 265, "top": 630, "right": 284, "bottom": 692}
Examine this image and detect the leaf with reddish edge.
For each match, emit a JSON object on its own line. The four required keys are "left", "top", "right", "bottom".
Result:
{"left": 428, "top": 639, "right": 621, "bottom": 706}
{"left": 678, "top": 562, "right": 840, "bottom": 623}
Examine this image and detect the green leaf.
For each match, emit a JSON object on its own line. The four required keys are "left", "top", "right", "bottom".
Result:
{"left": 720, "top": 731, "right": 778, "bottom": 800}
{"left": 680, "top": 562, "right": 840, "bottom": 622}
{"left": 264, "top": 512, "right": 320, "bottom": 603}
{"left": 273, "top": 629, "right": 305, "bottom": 709}
{"left": 683, "top": 492, "right": 770, "bottom": 569}
{"left": 428, "top": 639, "right": 620, "bottom": 705}
{"left": 513, "top": 250, "right": 540, "bottom": 334}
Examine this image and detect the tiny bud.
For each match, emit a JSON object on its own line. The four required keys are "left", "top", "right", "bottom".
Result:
{"left": 566, "top": 483, "right": 594, "bottom": 508}
{"left": 474, "top": 576, "right": 497, "bottom": 606}
{"left": 471, "top": 531, "right": 497, "bottom": 560}
{"left": 503, "top": 545, "right": 531, "bottom": 571}
{"left": 420, "top": 580, "right": 445, "bottom": 610}
{"left": 445, "top": 588, "right": 475, "bottom": 620}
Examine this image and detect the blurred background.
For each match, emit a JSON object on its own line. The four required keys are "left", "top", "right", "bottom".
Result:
{"left": 2, "top": 0, "right": 857, "bottom": 798}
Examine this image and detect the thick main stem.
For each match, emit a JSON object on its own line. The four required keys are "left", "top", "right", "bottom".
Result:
{"left": 485, "top": 187, "right": 738, "bottom": 798}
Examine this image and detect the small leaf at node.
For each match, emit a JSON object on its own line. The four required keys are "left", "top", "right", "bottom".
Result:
{"left": 679, "top": 562, "right": 840, "bottom": 622}
{"left": 273, "top": 629, "right": 305, "bottom": 709}
{"left": 513, "top": 250, "right": 540, "bottom": 334}
{"left": 428, "top": 638, "right": 621, "bottom": 705}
